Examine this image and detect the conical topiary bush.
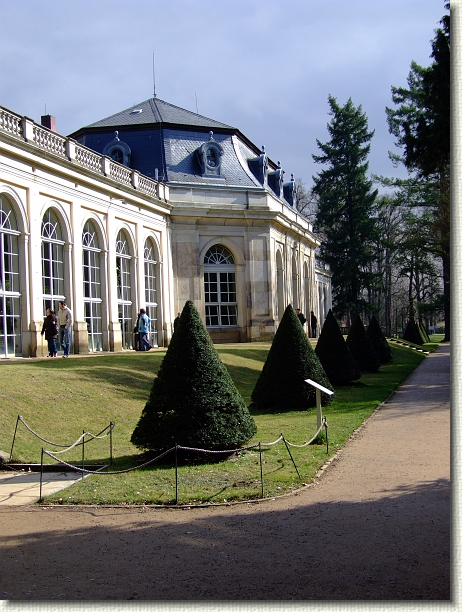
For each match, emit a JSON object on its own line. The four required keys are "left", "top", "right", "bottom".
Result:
{"left": 346, "top": 313, "right": 381, "bottom": 373}
{"left": 250, "top": 304, "right": 334, "bottom": 412}
{"left": 131, "top": 300, "right": 256, "bottom": 453}
{"left": 315, "top": 309, "right": 361, "bottom": 385}
{"left": 402, "top": 319, "right": 425, "bottom": 345}
{"left": 366, "top": 315, "right": 393, "bottom": 364}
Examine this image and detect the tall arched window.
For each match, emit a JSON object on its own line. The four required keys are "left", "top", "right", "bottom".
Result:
{"left": 116, "top": 229, "right": 132, "bottom": 349}
{"left": 276, "top": 250, "right": 284, "bottom": 322}
{"left": 0, "top": 195, "right": 21, "bottom": 357}
{"left": 292, "top": 254, "right": 299, "bottom": 309}
{"left": 83, "top": 220, "right": 103, "bottom": 351}
{"left": 144, "top": 238, "right": 158, "bottom": 347}
{"left": 204, "top": 245, "right": 237, "bottom": 327}
{"left": 41, "top": 209, "right": 65, "bottom": 315}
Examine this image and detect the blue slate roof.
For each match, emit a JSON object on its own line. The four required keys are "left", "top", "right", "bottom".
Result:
{"left": 69, "top": 96, "right": 295, "bottom": 201}
{"left": 83, "top": 97, "right": 235, "bottom": 130}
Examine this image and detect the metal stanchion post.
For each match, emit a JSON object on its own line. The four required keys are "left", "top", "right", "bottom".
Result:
{"left": 39, "top": 448, "right": 44, "bottom": 502}
{"left": 81, "top": 430, "right": 85, "bottom": 479}
{"left": 281, "top": 433, "right": 301, "bottom": 478}
{"left": 109, "top": 421, "right": 113, "bottom": 466}
{"left": 9, "top": 415, "right": 20, "bottom": 461}
{"left": 175, "top": 443, "right": 179, "bottom": 505}
{"left": 259, "top": 442, "right": 264, "bottom": 498}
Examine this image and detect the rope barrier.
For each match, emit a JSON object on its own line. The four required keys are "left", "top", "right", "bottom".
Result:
{"left": 37, "top": 417, "right": 329, "bottom": 504}
{"left": 14, "top": 415, "right": 114, "bottom": 448}
{"left": 42, "top": 447, "right": 176, "bottom": 475}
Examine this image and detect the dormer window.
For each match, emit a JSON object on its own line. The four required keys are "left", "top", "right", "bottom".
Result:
{"left": 103, "top": 131, "right": 131, "bottom": 167}
{"left": 196, "top": 131, "right": 223, "bottom": 177}
{"left": 248, "top": 146, "right": 268, "bottom": 186}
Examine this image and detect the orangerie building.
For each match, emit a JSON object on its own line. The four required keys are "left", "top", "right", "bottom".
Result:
{"left": 0, "top": 97, "right": 331, "bottom": 358}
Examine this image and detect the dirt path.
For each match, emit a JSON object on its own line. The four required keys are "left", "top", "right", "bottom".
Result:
{"left": 0, "top": 344, "right": 450, "bottom": 600}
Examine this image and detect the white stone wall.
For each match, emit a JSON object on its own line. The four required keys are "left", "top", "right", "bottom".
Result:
{"left": 0, "top": 108, "right": 173, "bottom": 357}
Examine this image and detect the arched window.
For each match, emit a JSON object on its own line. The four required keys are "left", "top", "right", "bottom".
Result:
{"left": 292, "top": 254, "right": 299, "bottom": 309}
{"left": 204, "top": 245, "right": 237, "bottom": 327}
{"left": 144, "top": 238, "right": 158, "bottom": 347}
{"left": 276, "top": 250, "right": 284, "bottom": 321}
{"left": 83, "top": 220, "right": 103, "bottom": 351}
{"left": 116, "top": 229, "right": 132, "bottom": 349}
{"left": 41, "top": 209, "right": 65, "bottom": 316}
{"left": 0, "top": 195, "right": 21, "bottom": 357}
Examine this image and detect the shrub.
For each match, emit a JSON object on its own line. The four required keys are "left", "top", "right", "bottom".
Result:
{"left": 402, "top": 319, "right": 426, "bottom": 345}
{"left": 250, "top": 304, "right": 334, "bottom": 412}
{"left": 131, "top": 301, "right": 257, "bottom": 453}
{"left": 366, "top": 315, "right": 393, "bottom": 364}
{"left": 315, "top": 309, "right": 361, "bottom": 384}
{"left": 346, "top": 313, "right": 381, "bottom": 372}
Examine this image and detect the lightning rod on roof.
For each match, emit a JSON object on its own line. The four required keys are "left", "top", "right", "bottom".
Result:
{"left": 152, "top": 52, "right": 157, "bottom": 98}
{"left": 195, "top": 92, "right": 199, "bottom": 114}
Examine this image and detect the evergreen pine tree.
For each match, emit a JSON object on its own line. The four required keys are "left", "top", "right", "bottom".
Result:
{"left": 131, "top": 301, "right": 256, "bottom": 453}
{"left": 315, "top": 309, "right": 361, "bottom": 385}
{"left": 313, "top": 95, "right": 379, "bottom": 322}
{"left": 346, "top": 313, "right": 381, "bottom": 373}
{"left": 250, "top": 305, "right": 334, "bottom": 412}
{"left": 366, "top": 315, "right": 393, "bottom": 364}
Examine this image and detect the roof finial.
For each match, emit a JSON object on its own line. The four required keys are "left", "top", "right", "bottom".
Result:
{"left": 261, "top": 145, "right": 265, "bottom": 154}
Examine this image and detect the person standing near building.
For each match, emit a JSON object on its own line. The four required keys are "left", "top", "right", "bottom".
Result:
{"left": 138, "top": 308, "right": 152, "bottom": 351}
{"left": 173, "top": 312, "right": 181, "bottom": 332}
{"left": 41, "top": 308, "right": 58, "bottom": 357}
{"left": 295, "top": 308, "right": 306, "bottom": 328}
{"left": 310, "top": 311, "right": 318, "bottom": 338}
{"left": 58, "top": 301, "right": 73, "bottom": 357}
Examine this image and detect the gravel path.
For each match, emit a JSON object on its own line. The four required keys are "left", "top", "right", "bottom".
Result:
{"left": 0, "top": 344, "right": 450, "bottom": 600}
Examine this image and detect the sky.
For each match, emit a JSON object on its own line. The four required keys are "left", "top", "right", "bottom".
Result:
{"left": 0, "top": 0, "right": 446, "bottom": 189}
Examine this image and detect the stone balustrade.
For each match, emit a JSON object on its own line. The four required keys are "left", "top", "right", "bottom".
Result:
{"left": 0, "top": 105, "right": 167, "bottom": 202}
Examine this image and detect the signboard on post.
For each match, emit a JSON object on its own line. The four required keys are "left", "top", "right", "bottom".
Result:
{"left": 304, "top": 378, "right": 334, "bottom": 434}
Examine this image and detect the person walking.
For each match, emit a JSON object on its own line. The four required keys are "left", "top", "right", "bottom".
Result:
{"left": 310, "top": 311, "right": 318, "bottom": 338}
{"left": 41, "top": 308, "right": 58, "bottom": 357}
{"left": 295, "top": 308, "right": 306, "bottom": 327}
{"left": 58, "top": 301, "right": 73, "bottom": 357}
{"left": 138, "top": 308, "right": 152, "bottom": 351}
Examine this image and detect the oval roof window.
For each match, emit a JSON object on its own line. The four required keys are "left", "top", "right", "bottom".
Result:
{"left": 130, "top": 108, "right": 143, "bottom": 115}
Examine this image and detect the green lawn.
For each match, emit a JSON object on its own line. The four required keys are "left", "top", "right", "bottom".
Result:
{"left": 0, "top": 338, "right": 441, "bottom": 505}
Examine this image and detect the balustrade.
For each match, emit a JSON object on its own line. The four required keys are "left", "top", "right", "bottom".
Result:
{"left": 0, "top": 105, "right": 166, "bottom": 203}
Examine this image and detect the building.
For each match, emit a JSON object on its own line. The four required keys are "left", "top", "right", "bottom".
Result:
{"left": 0, "top": 98, "right": 331, "bottom": 358}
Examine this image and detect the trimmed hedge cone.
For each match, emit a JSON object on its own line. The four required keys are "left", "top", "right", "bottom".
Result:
{"left": 366, "top": 315, "right": 393, "bottom": 364}
{"left": 346, "top": 313, "right": 381, "bottom": 373}
{"left": 250, "top": 304, "right": 334, "bottom": 412}
{"left": 131, "top": 301, "right": 256, "bottom": 453}
{"left": 315, "top": 309, "right": 361, "bottom": 385}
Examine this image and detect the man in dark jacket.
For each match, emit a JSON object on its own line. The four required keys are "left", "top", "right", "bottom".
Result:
{"left": 310, "top": 311, "right": 318, "bottom": 338}
{"left": 295, "top": 308, "right": 306, "bottom": 327}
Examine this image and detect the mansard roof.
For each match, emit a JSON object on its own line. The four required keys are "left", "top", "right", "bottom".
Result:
{"left": 82, "top": 97, "right": 235, "bottom": 131}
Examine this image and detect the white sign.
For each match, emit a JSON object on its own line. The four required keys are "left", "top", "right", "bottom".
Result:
{"left": 304, "top": 378, "right": 334, "bottom": 395}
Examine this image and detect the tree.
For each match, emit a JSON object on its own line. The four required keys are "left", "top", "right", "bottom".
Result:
{"left": 294, "top": 178, "right": 318, "bottom": 224}
{"left": 366, "top": 315, "right": 393, "bottom": 364}
{"left": 386, "top": 4, "right": 450, "bottom": 340}
{"left": 313, "top": 95, "right": 379, "bottom": 323}
{"left": 346, "top": 313, "right": 381, "bottom": 373}
{"left": 131, "top": 301, "right": 256, "bottom": 453}
{"left": 250, "top": 304, "right": 333, "bottom": 412}
{"left": 315, "top": 309, "right": 361, "bottom": 385}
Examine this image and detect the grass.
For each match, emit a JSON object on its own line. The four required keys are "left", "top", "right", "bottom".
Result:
{"left": 0, "top": 337, "right": 443, "bottom": 505}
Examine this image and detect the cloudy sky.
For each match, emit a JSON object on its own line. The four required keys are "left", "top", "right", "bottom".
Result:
{"left": 1, "top": 0, "right": 445, "bottom": 188}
